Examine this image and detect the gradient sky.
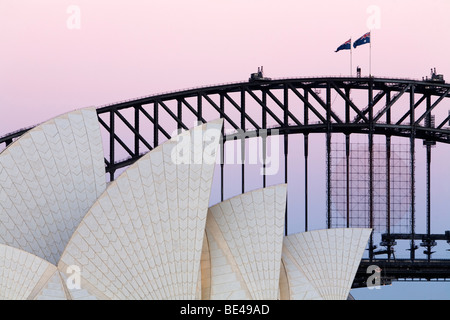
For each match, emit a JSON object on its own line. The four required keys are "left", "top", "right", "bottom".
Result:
{"left": 2, "top": 0, "right": 450, "bottom": 300}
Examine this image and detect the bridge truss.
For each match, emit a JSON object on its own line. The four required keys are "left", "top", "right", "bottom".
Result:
{"left": 2, "top": 76, "right": 450, "bottom": 288}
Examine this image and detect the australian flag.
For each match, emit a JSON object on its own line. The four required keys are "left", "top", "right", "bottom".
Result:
{"left": 353, "top": 32, "right": 371, "bottom": 48}
{"left": 335, "top": 39, "right": 351, "bottom": 52}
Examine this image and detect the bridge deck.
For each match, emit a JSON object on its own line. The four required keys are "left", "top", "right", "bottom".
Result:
{"left": 353, "top": 259, "right": 450, "bottom": 288}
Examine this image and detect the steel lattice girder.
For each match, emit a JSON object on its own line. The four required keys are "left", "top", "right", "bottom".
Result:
{"left": 2, "top": 76, "right": 450, "bottom": 181}
{"left": 2, "top": 76, "right": 450, "bottom": 184}
{"left": 93, "top": 77, "right": 450, "bottom": 173}
{"left": 4, "top": 77, "right": 450, "bottom": 152}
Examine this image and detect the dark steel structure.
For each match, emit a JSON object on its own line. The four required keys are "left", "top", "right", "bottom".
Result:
{"left": 2, "top": 75, "right": 450, "bottom": 288}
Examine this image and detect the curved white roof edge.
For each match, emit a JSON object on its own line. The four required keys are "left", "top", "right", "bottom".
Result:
{"left": 0, "top": 107, "right": 106, "bottom": 265}
{"left": 0, "top": 243, "right": 57, "bottom": 300}
{"left": 204, "top": 184, "right": 287, "bottom": 300}
{"left": 58, "top": 119, "right": 223, "bottom": 299}
{"left": 0, "top": 109, "right": 374, "bottom": 300}
{"left": 281, "top": 228, "right": 372, "bottom": 300}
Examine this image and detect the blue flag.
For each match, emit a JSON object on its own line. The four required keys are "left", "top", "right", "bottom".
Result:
{"left": 353, "top": 32, "right": 371, "bottom": 48}
{"left": 335, "top": 39, "right": 351, "bottom": 52}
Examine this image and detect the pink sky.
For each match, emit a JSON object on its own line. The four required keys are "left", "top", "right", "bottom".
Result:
{"left": 2, "top": 0, "right": 450, "bottom": 134}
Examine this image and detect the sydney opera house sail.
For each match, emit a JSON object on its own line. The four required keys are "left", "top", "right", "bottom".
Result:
{"left": 0, "top": 108, "right": 106, "bottom": 265}
{"left": 280, "top": 228, "right": 372, "bottom": 300}
{"left": 0, "top": 108, "right": 371, "bottom": 300}
{"left": 203, "top": 185, "right": 287, "bottom": 300}
{"left": 58, "top": 119, "right": 223, "bottom": 300}
{"left": 0, "top": 243, "right": 57, "bottom": 300}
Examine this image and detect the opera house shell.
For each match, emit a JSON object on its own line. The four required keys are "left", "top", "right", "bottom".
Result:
{"left": 0, "top": 108, "right": 371, "bottom": 300}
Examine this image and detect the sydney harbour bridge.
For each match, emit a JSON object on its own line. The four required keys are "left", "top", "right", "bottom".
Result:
{"left": 2, "top": 70, "right": 450, "bottom": 289}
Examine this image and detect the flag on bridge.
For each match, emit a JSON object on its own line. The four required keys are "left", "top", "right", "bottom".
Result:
{"left": 335, "top": 39, "right": 351, "bottom": 53}
{"left": 353, "top": 32, "right": 371, "bottom": 48}
{"left": 335, "top": 38, "right": 353, "bottom": 76}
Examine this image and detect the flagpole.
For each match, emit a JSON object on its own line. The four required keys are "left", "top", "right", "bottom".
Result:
{"left": 369, "top": 31, "right": 372, "bottom": 77}
{"left": 350, "top": 38, "right": 353, "bottom": 76}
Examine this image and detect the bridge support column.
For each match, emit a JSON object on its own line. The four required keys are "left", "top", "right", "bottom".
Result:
{"left": 345, "top": 134, "right": 350, "bottom": 228}
{"left": 284, "top": 85, "right": 289, "bottom": 236}
{"left": 304, "top": 134, "right": 309, "bottom": 232}
{"left": 262, "top": 90, "right": 267, "bottom": 189}
{"left": 109, "top": 109, "right": 115, "bottom": 181}
{"left": 220, "top": 94, "right": 225, "bottom": 202}
{"left": 304, "top": 89, "right": 309, "bottom": 232}
{"left": 344, "top": 87, "right": 351, "bottom": 229}
{"left": 326, "top": 84, "right": 332, "bottom": 229}
{"left": 410, "top": 85, "right": 417, "bottom": 261}
{"left": 368, "top": 78, "right": 374, "bottom": 262}
{"left": 240, "top": 88, "right": 245, "bottom": 195}
{"left": 386, "top": 135, "right": 392, "bottom": 260}
{"left": 134, "top": 105, "right": 140, "bottom": 157}
{"left": 424, "top": 94, "right": 435, "bottom": 262}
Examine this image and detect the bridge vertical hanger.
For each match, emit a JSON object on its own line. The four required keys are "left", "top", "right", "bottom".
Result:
{"left": 134, "top": 105, "right": 140, "bottom": 157}
{"left": 262, "top": 90, "right": 267, "bottom": 189}
{"left": 421, "top": 94, "right": 437, "bottom": 261}
{"left": 220, "top": 93, "right": 225, "bottom": 202}
{"left": 284, "top": 84, "right": 289, "bottom": 236}
{"left": 154, "top": 101, "right": 159, "bottom": 148}
{"left": 410, "top": 85, "right": 417, "bottom": 261}
{"left": 177, "top": 99, "right": 183, "bottom": 131}
{"left": 426, "top": 94, "right": 432, "bottom": 244}
{"left": 197, "top": 92, "right": 203, "bottom": 125}
{"left": 304, "top": 134, "right": 309, "bottom": 232}
{"left": 304, "top": 89, "right": 309, "bottom": 232}
{"left": 368, "top": 77, "right": 375, "bottom": 261}
{"left": 344, "top": 87, "right": 351, "bottom": 229}
{"left": 241, "top": 87, "right": 245, "bottom": 195}
{"left": 345, "top": 134, "right": 350, "bottom": 228}
{"left": 425, "top": 139, "right": 433, "bottom": 260}
{"left": 385, "top": 89, "right": 393, "bottom": 260}
{"left": 110, "top": 109, "right": 116, "bottom": 181}
{"left": 326, "top": 83, "right": 332, "bottom": 229}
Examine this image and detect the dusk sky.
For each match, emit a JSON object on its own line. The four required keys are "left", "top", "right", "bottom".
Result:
{"left": 2, "top": 0, "right": 450, "bottom": 300}
{"left": 2, "top": 0, "right": 450, "bottom": 133}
